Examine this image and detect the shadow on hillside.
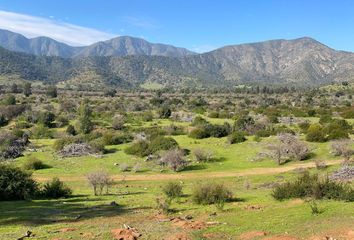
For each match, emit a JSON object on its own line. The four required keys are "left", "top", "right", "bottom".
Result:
{"left": 0, "top": 195, "right": 137, "bottom": 226}
{"left": 181, "top": 164, "right": 207, "bottom": 171}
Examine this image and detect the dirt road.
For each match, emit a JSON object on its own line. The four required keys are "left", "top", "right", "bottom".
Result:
{"left": 34, "top": 159, "right": 342, "bottom": 182}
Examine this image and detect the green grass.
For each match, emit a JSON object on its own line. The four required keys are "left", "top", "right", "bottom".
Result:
{"left": 1, "top": 115, "right": 353, "bottom": 239}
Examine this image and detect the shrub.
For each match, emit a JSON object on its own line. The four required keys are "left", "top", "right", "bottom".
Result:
{"left": 159, "top": 149, "right": 187, "bottom": 172}
{"left": 31, "top": 124, "right": 53, "bottom": 139}
{"left": 155, "top": 197, "right": 171, "bottom": 214}
{"left": 23, "top": 156, "right": 46, "bottom": 170}
{"left": 193, "top": 148, "right": 213, "bottom": 162}
{"left": 188, "top": 127, "right": 209, "bottom": 139}
{"left": 191, "top": 116, "right": 208, "bottom": 126}
{"left": 3, "top": 95, "right": 16, "bottom": 105}
{"left": 164, "top": 124, "right": 185, "bottom": 135}
{"left": 0, "top": 115, "right": 8, "bottom": 127}
{"left": 272, "top": 172, "right": 353, "bottom": 201}
{"left": 66, "top": 125, "right": 76, "bottom": 135}
{"left": 306, "top": 124, "right": 326, "bottom": 142}
{"left": 148, "top": 136, "right": 179, "bottom": 153}
{"left": 158, "top": 105, "right": 172, "bottom": 119}
{"left": 119, "top": 163, "right": 130, "bottom": 172}
{"left": 112, "top": 114, "right": 125, "bottom": 130}
{"left": 228, "top": 131, "right": 246, "bottom": 144}
{"left": 56, "top": 115, "right": 69, "bottom": 127}
{"left": 330, "top": 139, "right": 353, "bottom": 161}
{"left": 102, "top": 131, "right": 132, "bottom": 145}
{"left": 142, "top": 111, "right": 153, "bottom": 122}
{"left": 124, "top": 140, "right": 150, "bottom": 157}
{"left": 0, "top": 165, "right": 38, "bottom": 200}
{"left": 53, "top": 136, "right": 80, "bottom": 151}
{"left": 89, "top": 139, "right": 105, "bottom": 153}
{"left": 40, "top": 178, "right": 72, "bottom": 199}
{"left": 192, "top": 182, "right": 233, "bottom": 210}
{"left": 162, "top": 182, "right": 183, "bottom": 200}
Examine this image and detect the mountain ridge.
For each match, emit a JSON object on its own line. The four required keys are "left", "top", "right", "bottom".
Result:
{"left": 0, "top": 31, "right": 354, "bottom": 88}
{"left": 0, "top": 29, "right": 195, "bottom": 58}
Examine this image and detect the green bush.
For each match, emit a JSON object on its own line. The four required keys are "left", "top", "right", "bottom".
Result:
{"left": 162, "top": 182, "right": 183, "bottom": 200}
{"left": 189, "top": 127, "right": 209, "bottom": 139}
{"left": 23, "top": 156, "right": 46, "bottom": 170}
{"left": 192, "top": 182, "right": 233, "bottom": 205}
{"left": 40, "top": 178, "right": 72, "bottom": 199}
{"left": 272, "top": 172, "right": 353, "bottom": 201}
{"left": 102, "top": 131, "right": 132, "bottom": 145}
{"left": 148, "top": 136, "right": 179, "bottom": 153}
{"left": 306, "top": 124, "right": 326, "bottom": 142}
{"left": 53, "top": 136, "right": 80, "bottom": 151}
{"left": 124, "top": 140, "right": 150, "bottom": 157}
{"left": 66, "top": 125, "right": 76, "bottom": 135}
{"left": 228, "top": 131, "right": 246, "bottom": 144}
{"left": 0, "top": 165, "right": 38, "bottom": 200}
{"left": 31, "top": 124, "right": 54, "bottom": 139}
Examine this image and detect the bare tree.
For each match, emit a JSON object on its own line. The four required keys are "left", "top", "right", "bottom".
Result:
{"left": 278, "top": 133, "right": 310, "bottom": 161}
{"left": 112, "top": 114, "right": 125, "bottom": 130}
{"left": 159, "top": 149, "right": 188, "bottom": 172}
{"left": 331, "top": 139, "right": 353, "bottom": 163}
{"left": 267, "top": 134, "right": 310, "bottom": 165}
{"left": 87, "top": 171, "right": 113, "bottom": 195}
{"left": 193, "top": 148, "right": 213, "bottom": 162}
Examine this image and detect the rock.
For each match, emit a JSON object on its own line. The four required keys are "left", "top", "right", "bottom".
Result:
{"left": 184, "top": 215, "right": 193, "bottom": 220}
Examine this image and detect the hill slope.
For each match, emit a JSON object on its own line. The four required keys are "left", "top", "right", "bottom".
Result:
{"left": 0, "top": 29, "right": 195, "bottom": 58}
{"left": 0, "top": 37, "right": 354, "bottom": 88}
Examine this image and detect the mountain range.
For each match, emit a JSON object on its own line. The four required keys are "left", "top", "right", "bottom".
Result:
{"left": 0, "top": 29, "right": 354, "bottom": 88}
{"left": 0, "top": 29, "right": 195, "bottom": 58}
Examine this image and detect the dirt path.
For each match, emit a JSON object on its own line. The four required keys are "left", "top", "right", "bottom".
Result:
{"left": 35, "top": 160, "right": 342, "bottom": 182}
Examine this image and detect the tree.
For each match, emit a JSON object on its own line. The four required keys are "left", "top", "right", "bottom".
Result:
{"left": 0, "top": 165, "right": 38, "bottom": 200}
{"left": 10, "top": 83, "right": 20, "bottom": 93}
{"left": 87, "top": 171, "right": 112, "bottom": 195}
{"left": 158, "top": 105, "right": 172, "bottom": 119}
{"left": 104, "top": 88, "right": 116, "bottom": 97}
{"left": 23, "top": 82, "right": 32, "bottom": 97}
{"left": 159, "top": 149, "right": 187, "bottom": 172}
{"left": 78, "top": 100, "right": 93, "bottom": 134}
{"left": 330, "top": 139, "right": 353, "bottom": 162}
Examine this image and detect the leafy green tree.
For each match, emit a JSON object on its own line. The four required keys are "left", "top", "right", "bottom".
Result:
{"left": 78, "top": 100, "right": 93, "bottom": 134}
{"left": 23, "top": 82, "right": 32, "bottom": 97}
{"left": 0, "top": 165, "right": 38, "bottom": 200}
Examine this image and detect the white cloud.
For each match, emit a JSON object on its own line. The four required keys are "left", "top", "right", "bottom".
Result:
{"left": 192, "top": 44, "right": 217, "bottom": 53}
{"left": 0, "top": 10, "right": 116, "bottom": 46}
{"left": 122, "top": 16, "right": 160, "bottom": 29}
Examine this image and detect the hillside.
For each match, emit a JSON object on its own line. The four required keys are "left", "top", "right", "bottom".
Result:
{"left": 0, "top": 29, "right": 195, "bottom": 58}
{"left": 0, "top": 37, "right": 354, "bottom": 88}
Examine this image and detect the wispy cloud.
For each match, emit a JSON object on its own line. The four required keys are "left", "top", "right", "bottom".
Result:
{"left": 0, "top": 10, "right": 116, "bottom": 46}
{"left": 122, "top": 16, "right": 160, "bottom": 29}
{"left": 192, "top": 44, "right": 217, "bottom": 53}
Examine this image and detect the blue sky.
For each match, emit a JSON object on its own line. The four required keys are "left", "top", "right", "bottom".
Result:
{"left": 0, "top": 0, "right": 353, "bottom": 52}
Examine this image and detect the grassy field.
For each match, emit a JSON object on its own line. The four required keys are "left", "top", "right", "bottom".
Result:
{"left": 0, "top": 114, "right": 353, "bottom": 240}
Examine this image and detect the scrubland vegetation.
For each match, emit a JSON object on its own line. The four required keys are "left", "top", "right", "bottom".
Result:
{"left": 0, "top": 82, "right": 353, "bottom": 239}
